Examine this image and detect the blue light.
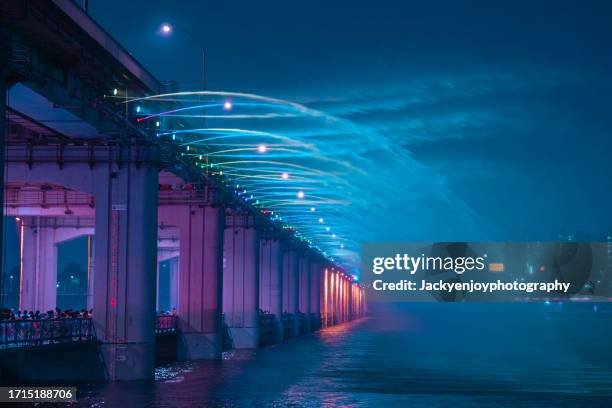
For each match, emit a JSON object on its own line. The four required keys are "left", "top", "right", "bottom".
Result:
{"left": 124, "top": 91, "right": 361, "bottom": 270}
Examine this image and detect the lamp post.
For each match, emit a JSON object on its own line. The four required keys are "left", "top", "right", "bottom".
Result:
{"left": 160, "top": 24, "right": 206, "bottom": 92}
{"left": 160, "top": 23, "right": 207, "bottom": 130}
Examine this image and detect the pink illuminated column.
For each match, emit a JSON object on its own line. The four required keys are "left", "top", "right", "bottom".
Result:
{"left": 322, "top": 267, "right": 329, "bottom": 327}
{"left": 298, "top": 252, "right": 311, "bottom": 332}
{"left": 329, "top": 270, "right": 334, "bottom": 324}
{"left": 332, "top": 269, "right": 342, "bottom": 324}
{"left": 223, "top": 212, "right": 260, "bottom": 348}
{"left": 360, "top": 286, "right": 365, "bottom": 317}
{"left": 309, "top": 261, "right": 322, "bottom": 330}
{"left": 344, "top": 276, "right": 349, "bottom": 321}
{"left": 338, "top": 274, "right": 346, "bottom": 322}
{"left": 282, "top": 245, "right": 300, "bottom": 337}
{"left": 327, "top": 266, "right": 335, "bottom": 325}
{"left": 349, "top": 283, "right": 354, "bottom": 320}
{"left": 93, "top": 162, "right": 158, "bottom": 381}
{"left": 259, "top": 235, "right": 283, "bottom": 341}
{"left": 159, "top": 202, "right": 224, "bottom": 359}
{"left": 19, "top": 218, "right": 57, "bottom": 313}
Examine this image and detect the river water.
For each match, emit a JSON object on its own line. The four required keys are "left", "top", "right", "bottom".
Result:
{"left": 79, "top": 302, "right": 612, "bottom": 407}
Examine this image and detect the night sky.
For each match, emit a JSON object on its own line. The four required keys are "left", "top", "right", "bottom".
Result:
{"left": 91, "top": 0, "right": 612, "bottom": 268}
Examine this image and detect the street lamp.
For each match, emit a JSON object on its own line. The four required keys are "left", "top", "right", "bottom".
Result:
{"left": 159, "top": 23, "right": 206, "bottom": 92}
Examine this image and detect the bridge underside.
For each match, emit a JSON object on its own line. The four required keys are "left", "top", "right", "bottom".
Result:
{"left": 1, "top": 108, "right": 365, "bottom": 382}
{"left": 0, "top": 0, "right": 365, "bottom": 382}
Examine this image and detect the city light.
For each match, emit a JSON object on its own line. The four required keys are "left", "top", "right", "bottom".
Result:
{"left": 223, "top": 101, "right": 232, "bottom": 110}
{"left": 257, "top": 144, "right": 268, "bottom": 153}
{"left": 161, "top": 23, "right": 172, "bottom": 34}
{"left": 297, "top": 190, "right": 305, "bottom": 199}
{"left": 310, "top": 207, "right": 316, "bottom": 212}
{"left": 281, "top": 172, "right": 289, "bottom": 180}
{"left": 318, "top": 218, "right": 324, "bottom": 223}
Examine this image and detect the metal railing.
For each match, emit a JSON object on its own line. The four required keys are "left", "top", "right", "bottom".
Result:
{"left": 0, "top": 318, "right": 95, "bottom": 350}
{"left": 155, "top": 315, "right": 178, "bottom": 335}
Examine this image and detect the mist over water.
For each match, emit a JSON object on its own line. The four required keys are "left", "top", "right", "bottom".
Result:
{"left": 80, "top": 303, "right": 612, "bottom": 407}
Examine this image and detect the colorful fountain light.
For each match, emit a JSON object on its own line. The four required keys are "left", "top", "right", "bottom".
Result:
{"left": 123, "top": 91, "right": 360, "bottom": 271}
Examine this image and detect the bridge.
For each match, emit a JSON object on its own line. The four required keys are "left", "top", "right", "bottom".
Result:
{"left": 0, "top": 0, "right": 365, "bottom": 381}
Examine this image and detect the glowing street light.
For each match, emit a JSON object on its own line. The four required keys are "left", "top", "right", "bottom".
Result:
{"left": 318, "top": 218, "right": 324, "bottom": 223}
{"left": 310, "top": 207, "right": 316, "bottom": 212}
{"left": 158, "top": 23, "right": 205, "bottom": 91}
{"left": 223, "top": 101, "right": 232, "bottom": 110}
{"left": 281, "top": 172, "right": 289, "bottom": 180}
{"left": 257, "top": 144, "right": 268, "bottom": 153}
{"left": 297, "top": 190, "right": 305, "bottom": 199}
{"left": 161, "top": 23, "right": 172, "bottom": 34}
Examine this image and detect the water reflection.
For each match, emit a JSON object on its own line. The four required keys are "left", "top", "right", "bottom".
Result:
{"left": 79, "top": 303, "right": 612, "bottom": 407}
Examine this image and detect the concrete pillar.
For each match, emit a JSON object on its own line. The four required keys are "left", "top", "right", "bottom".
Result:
{"left": 349, "top": 282, "right": 355, "bottom": 320}
{"left": 259, "top": 238, "right": 283, "bottom": 341}
{"left": 168, "top": 256, "right": 179, "bottom": 311}
{"left": 223, "top": 213, "right": 259, "bottom": 348}
{"left": 86, "top": 235, "right": 94, "bottom": 311}
{"left": 340, "top": 276, "right": 345, "bottom": 323}
{"left": 325, "top": 268, "right": 332, "bottom": 326}
{"left": 93, "top": 162, "right": 158, "bottom": 381}
{"left": 344, "top": 277, "right": 349, "bottom": 321}
{"left": 156, "top": 263, "right": 160, "bottom": 311}
{"left": 282, "top": 247, "right": 299, "bottom": 337}
{"left": 355, "top": 286, "right": 363, "bottom": 317}
{"left": 309, "top": 261, "right": 321, "bottom": 330}
{"left": 356, "top": 285, "right": 361, "bottom": 318}
{"left": 159, "top": 204, "right": 224, "bottom": 359}
{"left": 362, "top": 286, "right": 367, "bottom": 316}
{"left": 298, "top": 253, "right": 311, "bottom": 332}
{"left": 322, "top": 267, "right": 329, "bottom": 328}
{"left": 334, "top": 272, "right": 340, "bottom": 323}
{"left": 19, "top": 219, "right": 57, "bottom": 313}
{"left": 333, "top": 270, "right": 340, "bottom": 324}
{"left": 342, "top": 276, "right": 346, "bottom": 322}
{"left": 0, "top": 79, "right": 5, "bottom": 308}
